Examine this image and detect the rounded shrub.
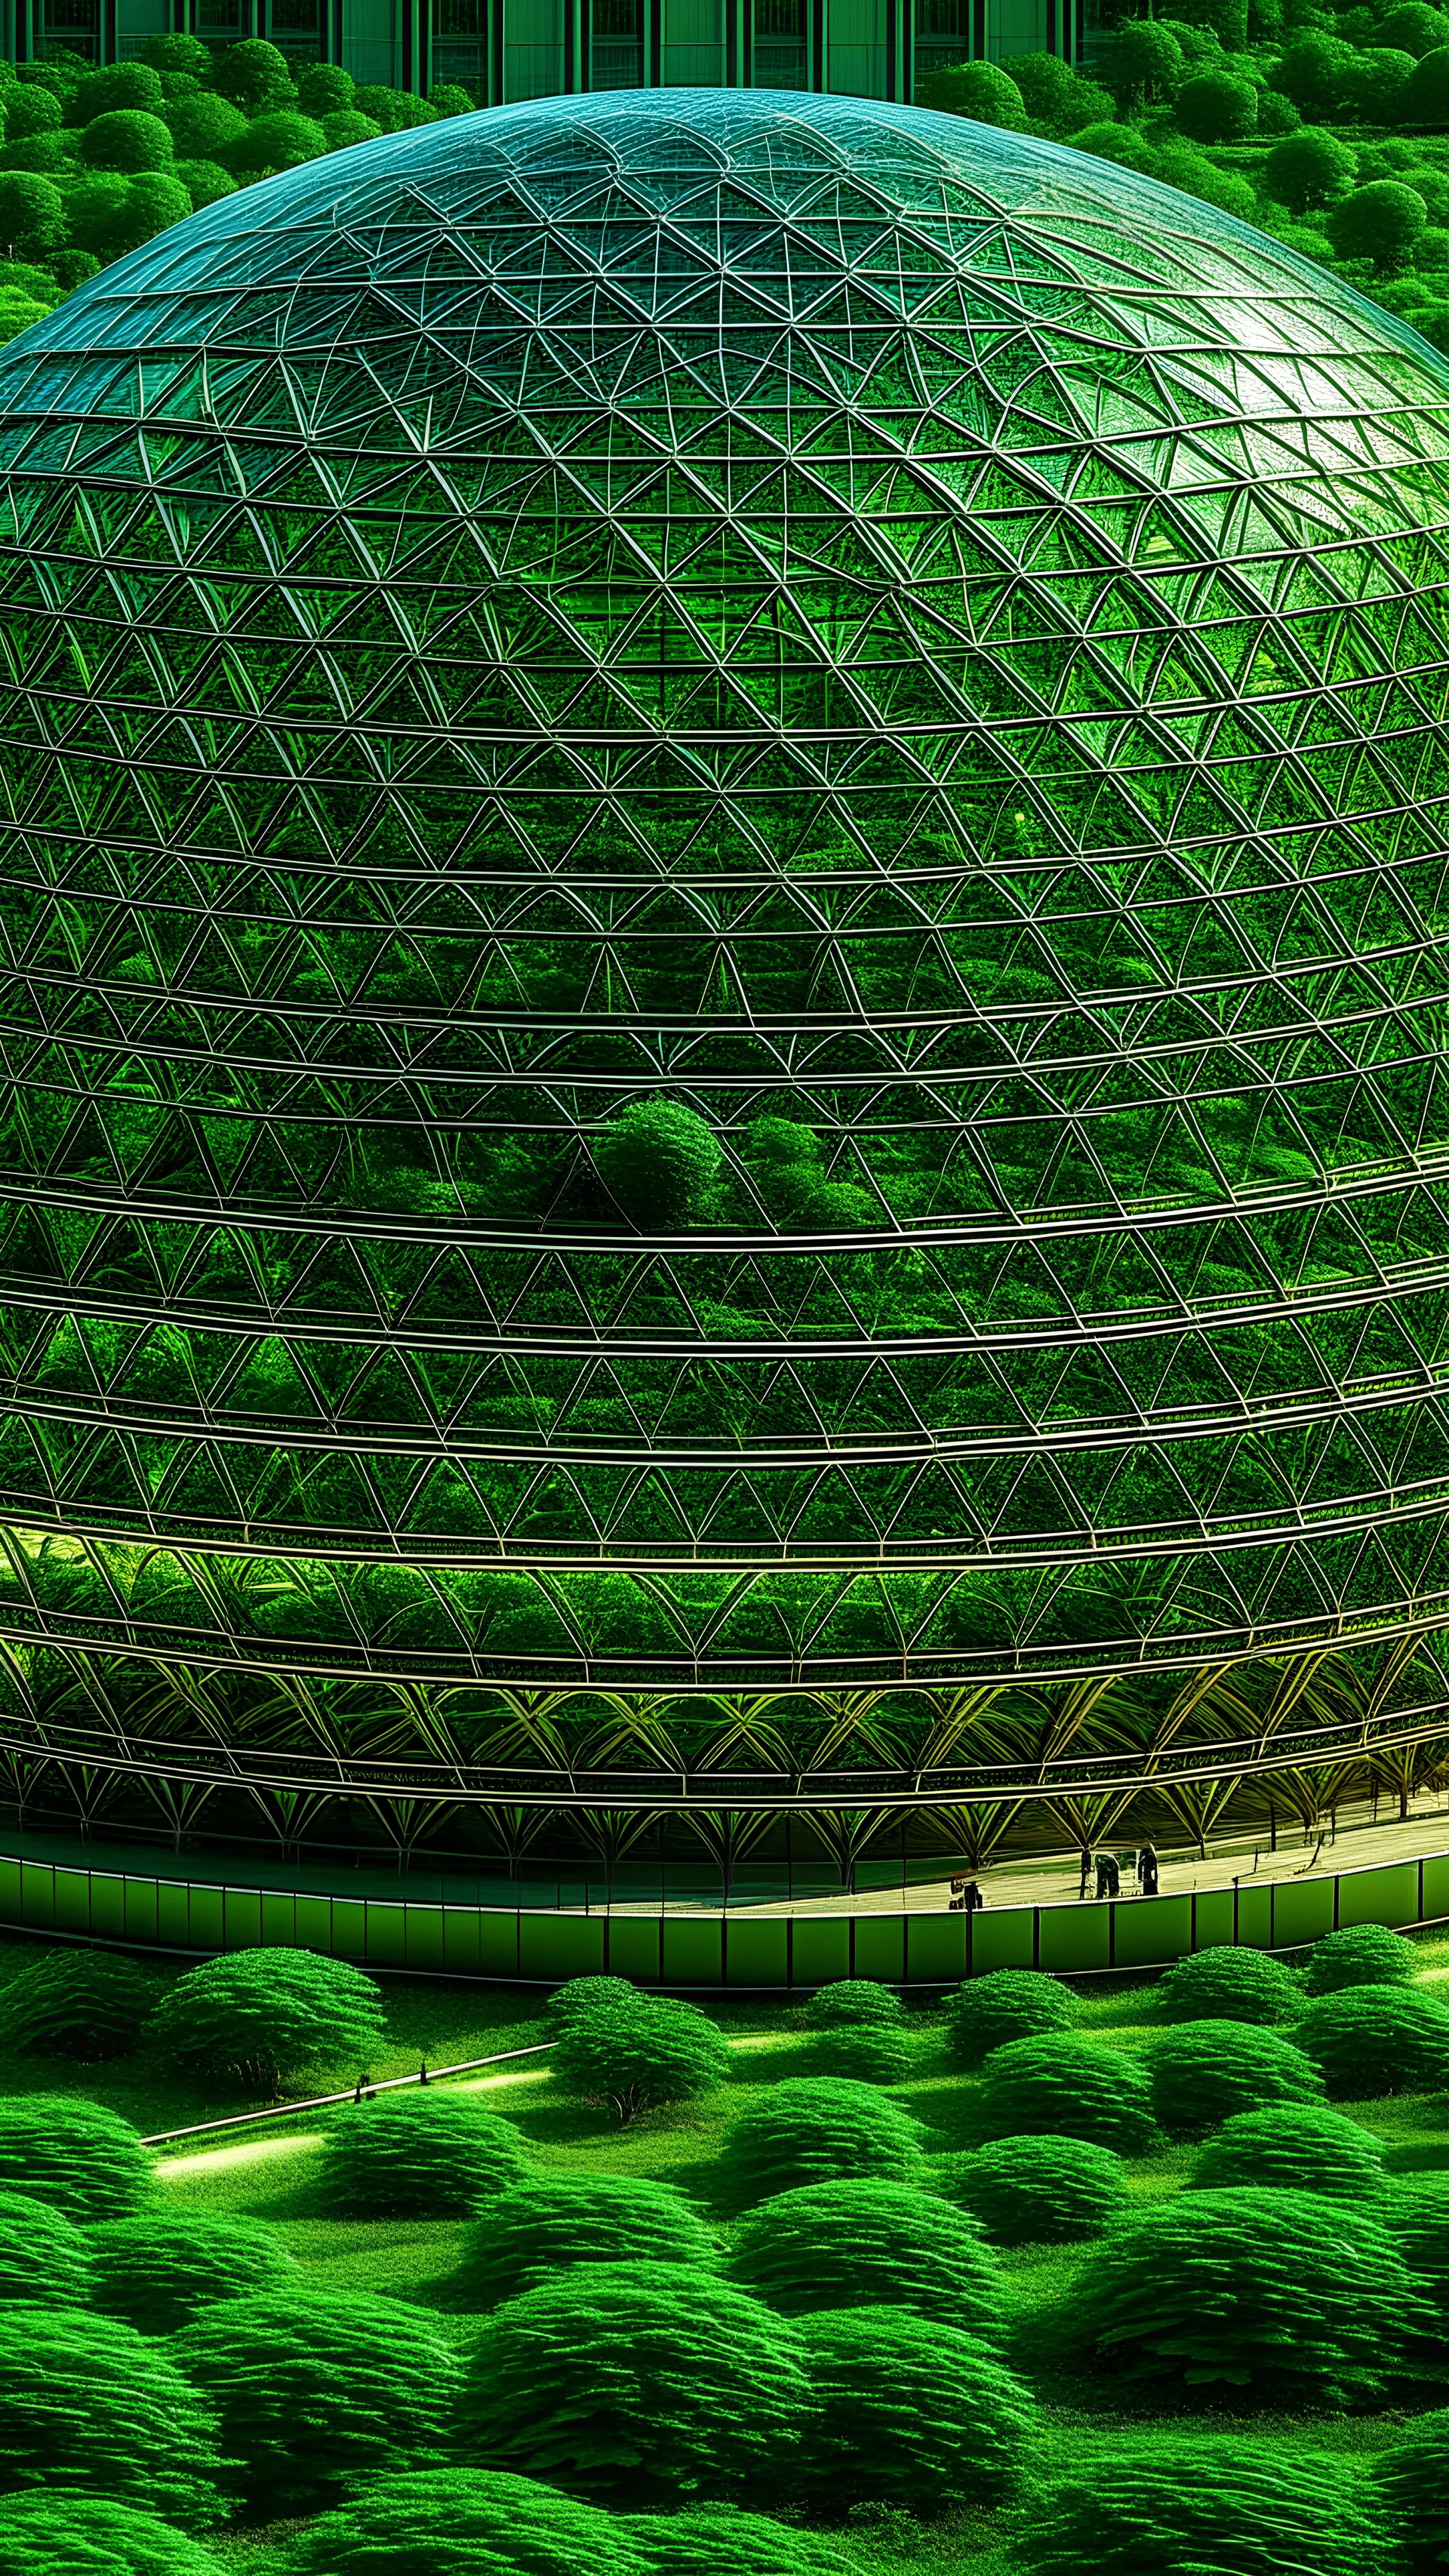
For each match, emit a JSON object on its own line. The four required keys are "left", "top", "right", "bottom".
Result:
{"left": 1345, "top": 45, "right": 1414, "bottom": 118}
{"left": 354, "top": 82, "right": 439, "bottom": 128}
{"left": 1020, "top": 2435, "right": 1389, "bottom": 2576}
{"left": 630, "top": 2505, "right": 852, "bottom": 2576}
{"left": 227, "top": 109, "right": 328, "bottom": 174}
{"left": 175, "top": 159, "right": 235, "bottom": 208}
{"left": 0, "top": 131, "right": 70, "bottom": 171}
{"left": 211, "top": 36, "right": 297, "bottom": 112}
{"left": 1294, "top": 1985, "right": 1449, "bottom": 2095}
{"left": 163, "top": 94, "right": 248, "bottom": 158}
{"left": 1061, "top": 2187, "right": 1417, "bottom": 2403}
{"left": 545, "top": 1974, "right": 641, "bottom": 2027}
{"left": 295, "top": 61, "right": 355, "bottom": 113}
{"left": 1069, "top": 120, "right": 1157, "bottom": 171}
{"left": 913, "top": 60, "right": 1029, "bottom": 123}
{"left": 977, "top": 2037, "right": 1161, "bottom": 2156}
{"left": 942, "top": 1970, "right": 1078, "bottom": 2069}
{"left": 1274, "top": 29, "right": 1355, "bottom": 116}
{"left": 141, "top": 30, "right": 213, "bottom": 73}
{"left": 720, "top": 2078, "right": 927, "bottom": 2205}
{"left": 1254, "top": 85, "right": 1300, "bottom": 131}
{"left": 797, "top": 2308, "right": 1034, "bottom": 2511}
{"left": 318, "top": 2090, "right": 529, "bottom": 2215}
{"left": 551, "top": 1995, "right": 731, "bottom": 2124}
{"left": 170, "top": 2285, "right": 460, "bottom": 2517}
{"left": 1155, "top": 1946, "right": 1300, "bottom": 2026}
{"left": 457, "top": 2175, "right": 718, "bottom": 2306}
{"left": 0, "top": 2189, "right": 92, "bottom": 2305}
{"left": 1150, "top": 2021, "right": 1322, "bottom": 2134}
{"left": 0, "top": 2494, "right": 223, "bottom": 2574}
{"left": 75, "top": 60, "right": 164, "bottom": 117}
{"left": 937, "top": 2134, "right": 1128, "bottom": 2245}
{"left": 729, "top": 2178, "right": 1001, "bottom": 2330}
{"left": 1380, "top": 2176, "right": 1449, "bottom": 2324}
{"left": 4, "top": 84, "right": 62, "bottom": 136}
{"left": 1374, "top": 2411, "right": 1449, "bottom": 2576}
{"left": 1380, "top": 0, "right": 1447, "bottom": 53}
{"left": 0, "top": 1948, "right": 160, "bottom": 2060}
{"left": 0, "top": 2307, "right": 222, "bottom": 2523}
{"left": 1303, "top": 1922, "right": 1417, "bottom": 1994}
{"left": 0, "top": 2094, "right": 152, "bottom": 2221}
{"left": 807, "top": 2024, "right": 911, "bottom": 2084}
{"left": 0, "top": 170, "right": 65, "bottom": 254}
{"left": 1331, "top": 180, "right": 1428, "bottom": 275}
{"left": 1175, "top": 67, "right": 1257, "bottom": 134}
{"left": 595, "top": 1100, "right": 721, "bottom": 1226}
{"left": 804, "top": 1980, "right": 902, "bottom": 2030}
{"left": 1113, "top": 19, "right": 1186, "bottom": 99}
{"left": 79, "top": 109, "right": 174, "bottom": 170}
{"left": 1155, "top": 146, "right": 1256, "bottom": 217}
{"left": 321, "top": 109, "right": 383, "bottom": 148}
{"left": 1189, "top": 2103, "right": 1386, "bottom": 2200}
{"left": 146, "top": 1947, "right": 386, "bottom": 2091}
{"left": 1264, "top": 127, "right": 1355, "bottom": 214}
{"left": 429, "top": 80, "right": 477, "bottom": 113}
{"left": 90, "top": 2208, "right": 299, "bottom": 2334}
{"left": 286, "top": 2468, "right": 649, "bottom": 2576}
{"left": 463, "top": 2261, "right": 813, "bottom": 2504}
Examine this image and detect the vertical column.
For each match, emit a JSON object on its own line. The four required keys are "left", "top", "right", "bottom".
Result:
{"left": 809, "top": 0, "right": 823, "bottom": 85}
{"left": 645, "top": 0, "right": 658, "bottom": 82}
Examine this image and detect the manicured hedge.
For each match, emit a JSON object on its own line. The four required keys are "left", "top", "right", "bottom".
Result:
{"left": 456, "top": 2176, "right": 718, "bottom": 2307}
{"left": 284, "top": 2468, "right": 648, "bottom": 2576}
{"left": 1149, "top": 2022, "right": 1323, "bottom": 2134}
{"left": 0, "top": 2307, "right": 223, "bottom": 2524}
{"left": 1021, "top": 2434, "right": 1389, "bottom": 2576}
{"left": 89, "top": 2208, "right": 298, "bottom": 2334}
{"left": 942, "top": 1971, "right": 1078, "bottom": 2068}
{"left": 1293, "top": 1987, "right": 1449, "bottom": 2095}
{"left": 1303, "top": 1924, "right": 1417, "bottom": 1995}
{"left": 1189, "top": 2104, "right": 1386, "bottom": 2202}
{"left": 318, "top": 2092, "right": 530, "bottom": 2215}
{"left": 806, "top": 2024, "right": 912, "bottom": 2084}
{"left": 0, "top": 2095, "right": 153, "bottom": 2222}
{"left": 0, "top": 2188, "right": 92, "bottom": 2305}
{"left": 146, "top": 1948, "right": 386, "bottom": 2091}
{"left": 937, "top": 2135, "right": 1128, "bottom": 2245}
{"left": 977, "top": 2037, "right": 1160, "bottom": 2155}
{"left": 728, "top": 2177, "right": 1001, "bottom": 2330}
{"left": 0, "top": 1948, "right": 160, "bottom": 2060}
{"left": 719, "top": 2079, "right": 927, "bottom": 2206}
{"left": 1155, "top": 1947, "right": 1300, "bottom": 2026}
{"left": 803, "top": 1981, "right": 903, "bottom": 2030}
{"left": 796, "top": 2307, "right": 1035, "bottom": 2510}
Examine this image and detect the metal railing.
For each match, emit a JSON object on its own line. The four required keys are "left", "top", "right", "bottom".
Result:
{"left": 142, "top": 2039, "right": 555, "bottom": 2148}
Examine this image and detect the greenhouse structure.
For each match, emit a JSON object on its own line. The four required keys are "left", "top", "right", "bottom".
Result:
{"left": 0, "top": 88, "right": 1443, "bottom": 1888}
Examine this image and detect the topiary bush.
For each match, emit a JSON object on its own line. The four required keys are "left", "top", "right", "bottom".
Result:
{"left": 0, "top": 169, "right": 66, "bottom": 254}
{"left": 1294, "top": 1986, "right": 1449, "bottom": 2096}
{"left": 1069, "top": 120, "right": 1157, "bottom": 172}
{"left": 0, "top": 2189, "right": 91, "bottom": 2305}
{"left": 804, "top": 1980, "right": 902, "bottom": 2030}
{"left": 1155, "top": 1946, "right": 1300, "bottom": 2026}
{"left": 937, "top": 2134, "right": 1128, "bottom": 2245}
{"left": 228, "top": 110, "right": 328, "bottom": 174}
{"left": 175, "top": 159, "right": 235, "bottom": 208}
{"left": 912, "top": 60, "right": 1029, "bottom": 124}
{"left": 807, "top": 2024, "right": 912, "bottom": 2084}
{"left": 1113, "top": 19, "right": 1186, "bottom": 100}
{"left": 0, "top": 1947, "right": 161, "bottom": 2060}
{"left": 1175, "top": 67, "right": 1257, "bottom": 134}
{"left": 456, "top": 2175, "right": 718, "bottom": 2307}
{"left": 719, "top": 2079, "right": 927, "bottom": 2206}
{"left": 0, "top": 2494, "right": 223, "bottom": 2574}
{"left": 353, "top": 83, "right": 439, "bottom": 128}
{"left": 285, "top": 2468, "right": 648, "bottom": 2576}
{"left": 211, "top": 35, "right": 296, "bottom": 112}
{"left": 1149, "top": 2021, "right": 1322, "bottom": 2134}
{"left": 550, "top": 1995, "right": 731, "bottom": 2124}
{"left": 318, "top": 2091, "right": 530, "bottom": 2215}
{"left": 1189, "top": 2103, "right": 1386, "bottom": 2201}
{"left": 0, "top": 2094, "right": 153, "bottom": 2221}
{"left": 796, "top": 2308, "right": 1034, "bottom": 2512}
{"left": 90, "top": 2208, "right": 299, "bottom": 2334}
{"left": 1374, "top": 2411, "right": 1449, "bottom": 2576}
{"left": 1060, "top": 2187, "right": 1417, "bottom": 2404}
{"left": 163, "top": 94, "right": 248, "bottom": 158}
{"left": 545, "top": 1974, "right": 641, "bottom": 2026}
{"left": 1263, "top": 128, "right": 1355, "bottom": 214}
{"left": 146, "top": 1947, "right": 386, "bottom": 2091}
{"left": 1331, "top": 181, "right": 1428, "bottom": 276}
{"left": 977, "top": 2038, "right": 1160, "bottom": 2156}
{"left": 728, "top": 2177, "right": 1001, "bottom": 2331}
{"left": 463, "top": 2261, "right": 813, "bottom": 2505}
{"left": 629, "top": 2504, "right": 852, "bottom": 2576}
{"left": 321, "top": 110, "right": 383, "bottom": 149}
{"left": 941, "top": 1971, "right": 1078, "bottom": 2069}
{"left": 78, "top": 108, "right": 173, "bottom": 169}
{"left": 594, "top": 1100, "right": 721, "bottom": 1226}
{"left": 1379, "top": 2177, "right": 1449, "bottom": 2328}
{"left": 1020, "top": 2434, "right": 1389, "bottom": 2576}
{"left": 0, "top": 2307, "right": 222, "bottom": 2524}
{"left": 1303, "top": 1923, "right": 1417, "bottom": 1995}
{"left": 295, "top": 61, "right": 355, "bottom": 114}
{"left": 170, "top": 2285, "right": 460, "bottom": 2517}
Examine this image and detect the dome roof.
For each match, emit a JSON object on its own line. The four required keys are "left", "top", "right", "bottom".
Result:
{"left": 0, "top": 91, "right": 1446, "bottom": 1737}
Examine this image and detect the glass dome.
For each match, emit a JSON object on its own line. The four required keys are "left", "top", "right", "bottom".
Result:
{"left": 0, "top": 88, "right": 1445, "bottom": 1852}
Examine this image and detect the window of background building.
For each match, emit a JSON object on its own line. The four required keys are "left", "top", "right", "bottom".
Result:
{"left": 592, "top": 0, "right": 643, "bottom": 85}
{"left": 435, "top": 0, "right": 486, "bottom": 91}
{"left": 268, "top": 0, "right": 324, "bottom": 58}
{"left": 45, "top": 0, "right": 100, "bottom": 54}
{"left": 754, "top": 0, "right": 806, "bottom": 87}
{"left": 912, "top": 0, "right": 968, "bottom": 76}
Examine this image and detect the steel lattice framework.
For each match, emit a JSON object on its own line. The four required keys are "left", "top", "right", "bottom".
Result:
{"left": 0, "top": 87, "right": 1444, "bottom": 1860}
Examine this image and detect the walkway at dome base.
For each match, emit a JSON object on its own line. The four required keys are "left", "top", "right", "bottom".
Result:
{"left": 0, "top": 91, "right": 1447, "bottom": 1871}
{"left": 3, "top": 1828, "right": 1448, "bottom": 1984}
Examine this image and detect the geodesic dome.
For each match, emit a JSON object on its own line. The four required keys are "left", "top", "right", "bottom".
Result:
{"left": 0, "top": 88, "right": 1445, "bottom": 1845}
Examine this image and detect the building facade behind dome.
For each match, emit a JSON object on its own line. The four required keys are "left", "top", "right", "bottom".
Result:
{"left": 6, "top": 0, "right": 1075, "bottom": 120}
{"left": 0, "top": 89, "right": 1445, "bottom": 1879}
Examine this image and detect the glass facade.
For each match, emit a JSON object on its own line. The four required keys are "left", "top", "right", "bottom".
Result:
{"left": 0, "top": 91, "right": 1444, "bottom": 1859}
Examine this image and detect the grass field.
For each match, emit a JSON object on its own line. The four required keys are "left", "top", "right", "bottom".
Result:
{"left": 8, "top": 1933, "right": 1449, "bottom": 2570}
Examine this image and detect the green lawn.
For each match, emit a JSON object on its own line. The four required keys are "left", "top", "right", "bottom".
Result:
{"left": 10, "top": 1935, "right": 1449, "bottom": 2571}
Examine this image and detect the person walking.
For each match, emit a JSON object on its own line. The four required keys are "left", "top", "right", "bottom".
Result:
{"left": 1104, "top": 1854, "right": 1121, "bottom": 1899}
{"left": 1140, "top": 1844, "right": 1160, "bottom": 1897}
{"left": 1078, "top": 1845, "right": 1093, "bottom": 1899}
{"left": 1094, "top": 1851, "right": 1113, "bottom": 1899}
